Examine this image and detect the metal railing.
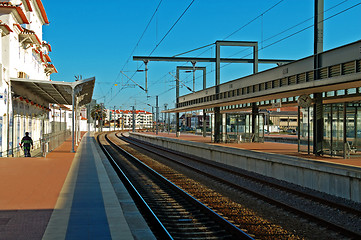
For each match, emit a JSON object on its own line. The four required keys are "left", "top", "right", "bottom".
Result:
{"left": 43, "top": 130, "right": 71, "bottom": 155}
{"left": 0, "top": 130, "right": 71, "bottom": 157}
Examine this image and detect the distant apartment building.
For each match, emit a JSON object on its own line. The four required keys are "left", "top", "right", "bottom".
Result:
{"left": 105, "top": 109, "right": 153, "bottom": 129}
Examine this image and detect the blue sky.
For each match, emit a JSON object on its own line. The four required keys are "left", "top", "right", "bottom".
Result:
{"left": 42, "top": 0, "right": 361, "bottom": 112}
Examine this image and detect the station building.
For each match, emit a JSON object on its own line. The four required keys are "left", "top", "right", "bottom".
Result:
{"left": 167, "top": 40, "right": 361, "bottom": 159}
{"left": 0, "top": 0, "right": 53, "bottom": 156}
{"left": 0, "top": 1, "right": 95, "bottom": 156}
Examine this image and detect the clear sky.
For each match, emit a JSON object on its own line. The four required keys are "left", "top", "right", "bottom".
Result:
{"left": 42, "top": 0, "right": 361, "bottom": 112}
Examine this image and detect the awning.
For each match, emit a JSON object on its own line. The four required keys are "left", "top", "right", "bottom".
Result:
{"left": 10, "top": 77, "right": 95, "bottom": 106}
{"left": 19, "top": 28, "right": 41, "bottom": 46}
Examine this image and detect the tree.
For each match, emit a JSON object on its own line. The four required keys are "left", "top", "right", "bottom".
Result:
{"left": 90, "top": 104, "right": 106, "bottom": 131}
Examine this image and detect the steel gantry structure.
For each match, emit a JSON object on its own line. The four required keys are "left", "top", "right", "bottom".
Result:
{"left": 133, "top": 41, "right": 294, "bottom": 142}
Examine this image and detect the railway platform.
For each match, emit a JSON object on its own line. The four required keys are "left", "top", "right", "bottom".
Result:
{"left": 141, "top": 132, "right": 361, "bottom": 168}
{"left": 0, "top": 132, "right": 154, "bottom": 240}
{"left": 131, "top": 131, "right": 361, "bottom": 203}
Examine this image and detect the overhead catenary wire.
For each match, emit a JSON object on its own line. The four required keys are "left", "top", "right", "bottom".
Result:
{"left": 172, "top": 43, "right": 214, "bottom": 57}
{"left": 186, "top": 0, "right": 361, "bottom": 88}
{"left": 148, "top": 0, "right": 196, "bottom": 57}
{"left": 261, "top": 1, "right": 361, "bottom": 51}
{"left": 111, "top": 0, "right": 196, "bottom": 104}
{"left": 146, "top": 0, "right": 286, "bottom": 91}
{"left": 223, "top": 0, "right": 361, "bottom": 70}
{"left": 154, "top": 1, "right": 360, "bottom": 110}
{"left": 104, "top": 0, "right": 163, "bottom": 103}
{"left": 184, "top": 0, "right": 358, "bottom": 86}
{"left": 122, "top": 0, "right": 164, "bottom": 71}
{"left": 223, "top": 0, "right": 285, "bottom": 40}
{"left": 256, "top": 0, "right": 351, "bottom": 49}
{"left": 115, "top": 1, "right": 359, "bottom": 110}
{"left": 170, "top": 0, "right": 286, "bottom": 59}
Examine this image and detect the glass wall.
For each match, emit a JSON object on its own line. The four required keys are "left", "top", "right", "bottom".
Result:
{"left": 299, "top": 107, "right": 313, "bottom": 154}
{"left": 299, "top": 103, "right": 361, "bottom": 158}
{"left": 226, "top": 113, "right": 264, "bottom": 142}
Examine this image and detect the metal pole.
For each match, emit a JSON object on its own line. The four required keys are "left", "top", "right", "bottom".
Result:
{"left": 77, "top": 102, "right": 80, "bottom": 145}
{"left": 6, "top": 82, "right": 10, "bottom": 156}
{"left": 59, "top": 107, "right": 61, "bottom": 131}
{"left": 191, "top": 61, "right": 196, "bottom": 92}
{"left": 176, "top": 69, "right": 180, "bottom": 137}
{"left": 121, "top": 108, "right": 124, "bottom": 131}
{"left": 214, "top": 42, "right": 221, "bottom": 143}
{"left": 164, "top": 104, "right": 168, "bottom": 134}
{"left": 152, "top": 106, "right": 154, "bottom": 132}
{"left": 313, "top": 0, "right": 324, "bottom": 155}
{"left": 168, "top": 112, "right": 170, "bottom": 134}
{"left": 99, "top": 104, "right": 102, "bottom": 132}
{"left": 71, "top": 87, "right": 75, "bottom": 153}
{"left": 203, "top": 68, "right": 207, "bottom": 138}
{"left": 114, "top": 106, "right": 116, "bottom": 131}
{"left": 164, "top": 104, "right": 168, "bottom": 132}
{"left": 132, "top": 106, "right": 135, "bottom": 132}
{"left": 144, "top": 60, "right": 148, "bottom": 94}
{"left": 65, "top": 109, "right": 67, "bottom": 137}
{"left": 156, "top": 96, "right": 159, "bottom": 135}
{"left": 109, "top": 108, "right": 111, "bottom": 130}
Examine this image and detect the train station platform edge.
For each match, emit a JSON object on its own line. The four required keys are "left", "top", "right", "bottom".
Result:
{"left": 42, "top": 132, "right": 133, "bottom": 240}
{"left": 138, "top": 132, "right": 361, "bottom": 168}
{"left": 0, "top": 132, "right": 155, "bottom": 240}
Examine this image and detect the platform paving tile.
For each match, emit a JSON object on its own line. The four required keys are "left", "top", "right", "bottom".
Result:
{"left": 43, "top": 133, "right": 136, "bottom": 240}
{"left": 0, "top": 135, "right": 81, "bottom": 240}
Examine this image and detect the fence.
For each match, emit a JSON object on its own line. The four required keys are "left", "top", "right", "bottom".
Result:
{"left": 1, "top": 130, "right": 71, "bottom": 157}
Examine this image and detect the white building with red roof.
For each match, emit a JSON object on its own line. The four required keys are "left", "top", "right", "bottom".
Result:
{"left": 0, "top": 0, "right": 57, "bottom": 156}
{"left": 106, "top": 109, "right": 153, "bottom": 130}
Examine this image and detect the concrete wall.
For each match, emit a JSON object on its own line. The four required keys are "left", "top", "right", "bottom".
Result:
{"left": 130, "top": 132, "right": 361, "bottom": 203}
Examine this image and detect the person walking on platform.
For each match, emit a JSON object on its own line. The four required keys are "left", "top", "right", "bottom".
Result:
{"left": 21, "top": 132, "right": 33, "bottom": 157}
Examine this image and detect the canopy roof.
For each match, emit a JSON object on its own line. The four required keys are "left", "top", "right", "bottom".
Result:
{"left": 10, "top": 77, "right": 95, "bottom": 106}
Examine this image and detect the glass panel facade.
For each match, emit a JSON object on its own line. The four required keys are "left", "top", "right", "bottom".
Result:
{"left": 299, "top": 107, "right": 313, "bottom": 153}
{"left": 226, "top": 113, "right": 264, "bottom": 142}
{"left": 299, "top": 103, "right": 361, "bottom": 158}
{"left": 331, "top": 104, "right": 344, "bottom": 157}
{"left": 323, "top": 105, "right": 332, "bottom": 154}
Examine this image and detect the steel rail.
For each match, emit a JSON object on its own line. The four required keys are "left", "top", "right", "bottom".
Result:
{"left": 120, "top": 133, "right": 361, "bottom": 216}
{"left": 96, "top": 133, "right": 173, "bottom": 240}
{"left": 103, "top": 133, "right": 254, "bottom": 240}
{"left": 119, "top": 133, "right": 361, "bottom": 239}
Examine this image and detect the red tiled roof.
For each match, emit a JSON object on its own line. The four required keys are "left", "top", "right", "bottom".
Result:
{"left": 13, "top": 23, "right": 24, "bottom": 32}
{"left": 115, "top": 109, "right": 152, "bottom": 114}
{"left": 24, "top": 0, "right": 32, "bottom": 11}
{"left": 32, "top": 48, "right": 40, "bottom": 54}
{"left": 0, "top": 2, "right": 29, "bottom": 24}
{"left": 42, "top": 41, "right": 52, "bottom": 52}
{"left": 46, "top": 64, "right": 58, "bottom": 73}
{"left": 22, "top": 28, "right": 41, "bottom": 45}
{"left": 35, "top": 0, "right": 49, "bottom": 24}
{"left": 44, "top": 53, "right": 51, "bottom": 62}
{"left": 0, "top": 20, "right": 12, "bottom": 34}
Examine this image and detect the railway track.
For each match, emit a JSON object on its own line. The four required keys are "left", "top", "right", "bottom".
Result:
{"left": 116, "top": 132, "right": 361, "bottom": 240}
{"left": 97, "top": 132, "right": 253, "bottom": 239}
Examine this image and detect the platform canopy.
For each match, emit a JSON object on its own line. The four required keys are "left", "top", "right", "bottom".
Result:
{"left": 10, "top": 77, "right": 95, "bottom": 106}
